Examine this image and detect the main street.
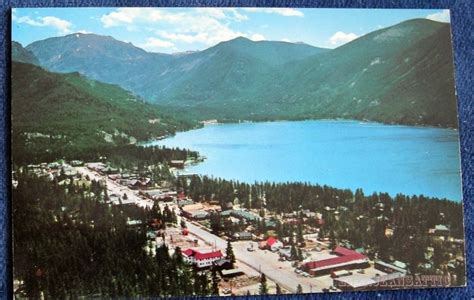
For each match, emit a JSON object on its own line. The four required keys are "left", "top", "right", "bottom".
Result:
{"left": 77, "top": 166, "right": 154, "bottom": 209}
{"left": 76, "top": 166, "right": 329, "bottom": 294}
{"left": 185, "top": 222, "right": 328, "bottom": 293}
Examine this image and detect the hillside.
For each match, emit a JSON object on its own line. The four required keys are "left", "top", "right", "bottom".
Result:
{"left": 160, "top": 19, "right": 458, "bottom": 127}
{"left": 12, "top": 41, "right": 39, "bottom": 65}
{"left": 256, "top": 19, "right": 459, "bottom": 127}
{"left": 25, "top": 19, "right": 458, "bottom": 127}
{"left": 12, "top": 62, "right": 195, "bottom": 162}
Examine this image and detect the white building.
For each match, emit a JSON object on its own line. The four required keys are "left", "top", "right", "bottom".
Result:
{"left": 182, "top": 248, "right": 223, "bottom": 268}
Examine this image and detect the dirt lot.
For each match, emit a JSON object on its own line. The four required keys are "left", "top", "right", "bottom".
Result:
{"left": 164, "top": 226, "right": 200, "bottom": 249}
{"left": 226, "top": 274, "right": 291, "bottom": 296}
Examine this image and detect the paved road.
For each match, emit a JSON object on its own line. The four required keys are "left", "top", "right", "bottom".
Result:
{"left": 76, "top": 167, "right": 328, "bottom": 293}
{"left": 185, "top": 222, "right": 327, "bottom": 293}
{"left": 77, "top": 167, "right": 154, "bottom": 209}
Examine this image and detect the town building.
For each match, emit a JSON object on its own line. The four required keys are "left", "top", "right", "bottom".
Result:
{"left": 220, "top": 209, "right": 261, "bottom": 223}
{"left": 259, "top": 237, "right": 283, "bottom": 251}
{"left": 221, "top": 268, "right": 245, "bottom": 278}
{"left": 374, "top": 260, "right": 408, "bottom": 274}
{"left": 232, "top": 231, "right": 253, "bottom": 241}
{"left": 213, "top": 258, "right": 233, "bottom": 270}
{"left": 301, "top": 246, "right": 369, "bottom": 276}
{"left": 182, "top": 248, "right": 223, "bottom": 268}
{"left": 278, "top": 246, "right": 292, "bottom": 259}
{"left": 181, "top": 203, "right": 209, "bottom": 220}
{"left": 333, "top": 272, "right": 406, "bottom": 291}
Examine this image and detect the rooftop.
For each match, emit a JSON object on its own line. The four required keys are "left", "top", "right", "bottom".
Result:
{"left": 182, "top": 248, "right": 223, "bottom": 260}
{"left": 304, "top": 246, "right": 368, "bottom": 271}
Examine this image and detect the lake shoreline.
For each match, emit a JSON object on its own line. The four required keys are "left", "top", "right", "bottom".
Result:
{"left": 142, "top": 117, "right": 458, "bottom": 146}
{"left": 146, "top": 120, "right": 462, "bottom": 202}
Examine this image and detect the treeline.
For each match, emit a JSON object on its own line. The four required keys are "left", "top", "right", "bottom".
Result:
{"left": 13, "top": 171, "right": 213, "bottom": 298}
{"left": 178, "top": 175, "right": 465, "bottom": 281}
{"left": 179, "top": 176, "right": 463, "bottom": 237}
{"left": 12, "top": 132, "right": 198, "bottom": 167}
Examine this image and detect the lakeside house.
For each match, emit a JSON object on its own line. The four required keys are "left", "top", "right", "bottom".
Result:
{"left": 169, "top": 160, "right": 185, "bottom": 169}
{"left": 182, "top": 248, "right": 223, "bottom": 268}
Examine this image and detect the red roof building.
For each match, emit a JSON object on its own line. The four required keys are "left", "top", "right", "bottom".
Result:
{"left": 267, "top": 237, "right": 277, "bottom": 246}
{"left": 182, "top": 248, "right": 223, "bottom": 268}
{"left": 259, "top": 237, "right": 283, "bottom": 251}
{"left": 302, "top": 246, "right": 369, "bottom": 276}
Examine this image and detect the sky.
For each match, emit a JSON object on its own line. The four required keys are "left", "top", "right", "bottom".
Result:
{"left": 12, "top": 7, "right": 450, "bottom": 53}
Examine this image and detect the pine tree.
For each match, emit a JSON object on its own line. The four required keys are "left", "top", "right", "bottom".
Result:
{"left": 174, "top": 246, "right": 183, "bottom": 265}
{"left": 211, "top": 267, "right": 219, "bottom": 295}
{"left": 276, "top": 283, "right": 282, "bottom": 294}
{"left": 259, "top": 273, "right": 268, "bottom": 295}
{"left": 226, "top": 240, "right": 236, "bottom": 266}
{"left": 290, "top": 244, "right": 298, "bottom": 261}
{"left": 329, "top": 229, "right": 337, "bottom": 250}
{"left": 297, "top": 247, "right": 304, "bottom": 261}
{"left": 297, "top": 223, "right": 305, "bottom": 245}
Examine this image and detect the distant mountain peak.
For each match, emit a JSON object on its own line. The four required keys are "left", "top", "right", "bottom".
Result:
{"left": 231, "top": 36, "right": 252, "bottom": 42}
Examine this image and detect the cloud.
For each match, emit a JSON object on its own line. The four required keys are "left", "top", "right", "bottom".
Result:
{"left": 101, "top": 8, "right": 248, "bottom": 48}
{"left": 328, "top": 31, "right": 359, "bottom": 46}
{"left": 281, "top": 38, "right": 291, "bottom": 43}
{"left": 426, "top": 9, "right": 450, "bottom": 23}
{"left": 250, "top": 33, "right": 265, "bottom": 41}
{"left": 197, "top": 8, "right": 248, "bottom": 21}
{"left": 41, "top": 17, "right": 73, "bottom": 34}
{"left": 242, "top": 8, "right": 304, "bottom": 17}
{"left": 101, "top": 8, "right": 139, "bottom": 28}
{"left": 15, "top": 15, "right": 72, "bottom": 34}
{"left": 101, "top": 8, "right": 247, "bottom": 29}
{"left": 140, "top": 37, "right": 176, "bottom": 52}
{"left": 158, "top": 31, "right": 208, "bottom": 44}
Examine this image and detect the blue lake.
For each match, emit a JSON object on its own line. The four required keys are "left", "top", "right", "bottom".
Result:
{"left": 147, "top": 120, "right": 462, "bottom": 201}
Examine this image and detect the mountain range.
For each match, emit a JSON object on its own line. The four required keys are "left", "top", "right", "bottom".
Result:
{"left": 14, "top": 18, "right": 458, "bottom": 127}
